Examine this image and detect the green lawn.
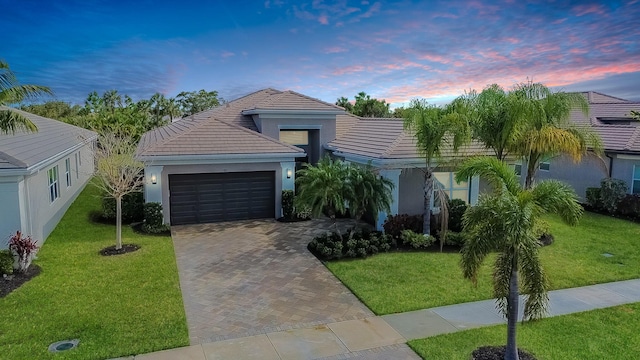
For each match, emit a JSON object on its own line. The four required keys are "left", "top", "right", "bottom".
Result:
{"left": 327, "top": 212, "right": 640, "bottom": 315}
{"left": 408, "top": 302, "right": 640, "bottom": 359}
{"left": 0, "top": 184, "right": 188, "bottom": 359}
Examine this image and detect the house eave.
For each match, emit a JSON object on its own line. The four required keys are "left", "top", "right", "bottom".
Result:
{"left": 137, "top": 152, "right": 306, "bottom": 166}
{"left": 242, "top": 109, "right": 344, "bottom": 116}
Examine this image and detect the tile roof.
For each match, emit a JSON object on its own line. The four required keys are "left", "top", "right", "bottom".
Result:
{"left": 247, "top": 90, "right": 345, "bottom": 111}
{"left": 0, "top": 107, "right": 96, "bottom": 170}
{"left": 581, "top": 91, "right": 631, "bottom": 104}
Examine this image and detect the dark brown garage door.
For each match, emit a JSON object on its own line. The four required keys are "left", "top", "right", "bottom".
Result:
{"left": 168, "top": 172, "right": 275, "bottom": 225}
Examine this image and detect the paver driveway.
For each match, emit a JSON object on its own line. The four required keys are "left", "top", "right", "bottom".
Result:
{"left": 171, "top": 218, "right": 374, "bottom": 344}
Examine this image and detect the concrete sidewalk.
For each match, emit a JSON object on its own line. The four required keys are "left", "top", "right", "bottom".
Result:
{"left": 119, "top": 279, "right": 640, "bottom": 360}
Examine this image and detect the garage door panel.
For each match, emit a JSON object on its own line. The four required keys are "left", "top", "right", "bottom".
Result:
{"left": 169, "top": 172, "right": 275, "bottom": 225}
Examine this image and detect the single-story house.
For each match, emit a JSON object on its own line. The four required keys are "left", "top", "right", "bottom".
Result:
{"left": 534, "top": 92, "right": 640, "bottom": 199}
{"left": 0, "top": 107, "right": 97, "bottom": 248}
{"left": 136, "top": 88, "right": 486, "bottom": 229}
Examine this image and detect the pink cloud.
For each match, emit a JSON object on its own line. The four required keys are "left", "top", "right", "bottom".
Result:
{"left": 324, "top": 46, "right": 348, "bottom": 54}
{"left": 332, "top": 65, "right": 366, "bottom": 76}
{"left": 318, "top": 14, "right": 329, "bottom": 25}
{"left": 573, "top": 4, "right": 607, "bottom": 16}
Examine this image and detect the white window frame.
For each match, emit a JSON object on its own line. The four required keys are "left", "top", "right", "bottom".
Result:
{"left": 539, "top": 161, "right": 550, "bottom": 171}
{"left": 65, "top": 158, "right": 71, "bottom": 187}
{"left": 431, "top": 172, "right": 470, "bottom": 211}
{"left": 48, "top": 166, "right": 60, "bottom": 203}
{"left": 632, "top": 165, "right": 640, "bottom": 194}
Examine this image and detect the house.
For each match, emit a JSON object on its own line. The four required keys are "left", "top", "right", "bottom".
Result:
{"left": 534, "top": 92, "right": 640, "bottom": 199}
{"left": 0, "top": 107, "right": 97, "bottom": 248}
{"left": 136, "top": 88, "right": 486, "bottom": 229}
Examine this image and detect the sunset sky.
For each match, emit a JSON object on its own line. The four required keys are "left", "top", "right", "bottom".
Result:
{"left": 2, "top": 0, "right": 639, "bottom": 106}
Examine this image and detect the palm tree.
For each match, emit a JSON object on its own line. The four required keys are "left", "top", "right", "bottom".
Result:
{"left": 295, "top": 157, "right": 350, "bottom": 234}
{"left": 456, "top": 156, "right": 583, "bottom": 360}
{"left": 511, "top": 82, "right": 601, "bottom": 189}
{"left": 0, "top": 60, "right": 52, "bottom": 133}
{"left": 403, "top": 98, "right": 470, "bottom": 235}
{"left": 346, "top": 164, "right": 394, "bottom": 228}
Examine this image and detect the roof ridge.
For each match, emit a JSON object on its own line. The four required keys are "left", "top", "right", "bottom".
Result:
{"left": 0, "top": 149, "right": 27, "bottom": 167}
{"left": 587, "top": 91, "right": 631, "bottom": 103}
{"left": 213, "top": 117, "right": 304, "bottom": 152}
{"left": 381, "top": 128, "right": 409, "bottom": 158}
{"left": 282, "top": 90, "right": 345, "bottom": 110}
{"left": 140, "top": 118, "right": 204, "bottom": 153}
{"left": 625, "top": 127, "right": 640, "bottom": 151}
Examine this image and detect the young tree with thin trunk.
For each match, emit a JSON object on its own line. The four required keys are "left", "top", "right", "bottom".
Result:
{"left": 93, "top": 132, "right": 145, "bottom": 250}
{"left": 403, "top": 98, "right": 470, "bottom": 236}
{"left": 456, "top": 157, "right": 583, "bottom": 360}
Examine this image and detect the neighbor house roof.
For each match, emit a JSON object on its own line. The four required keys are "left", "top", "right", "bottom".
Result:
{"left": 245, "top": 90, "right": 345, "bottom": 112}
{"left": 328, "top": 118, "right": 488, "bottom": 160}
{"left": 0, "top": 107, "right": 96, "bottom": 171}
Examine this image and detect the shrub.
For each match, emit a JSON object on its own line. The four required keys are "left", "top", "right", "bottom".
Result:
{"left": 585, "top": 187, "right": 602, "bottom": 210}
{"left": 141, "top": 202, "right": 169, "bottom": 234}
{"left": 8, "top": 231, "right": 39, "bottom": 273}
{"left": 295, "top": 204, "right": 312, "bottom": 220}
{"left": 401, "top": 230, "right": 435, "bottom": 249}
{"left": 383, "top": 214, "right": 423, "bottom": 245}
{"left": 102, "top": 192, "right": 144, "bottom": 223}
{"left": 307, "top": 228, "right": 392, "bottom": 260}
{"left": 447, "top": 199, "right": 468, "bottom": 233}
{"left": 599, "top": 178, "right": 627, "bottom": 214}
{"left": 282, "top": 190, "right": 294, "bottom": 219}
{"left": 443, "top": 231, "right": 467, "bottom": 247}
{"left": 0, "top": 250, "right": 13, "bottom": 276}
{"left": 617, "top": 194, "right": 640, "bottom": 220}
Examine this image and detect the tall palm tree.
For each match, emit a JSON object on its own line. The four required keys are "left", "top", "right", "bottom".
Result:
{"left": 511, "top": 82, "right": 601, "bottom": 189}
{"left": 295, "top": 157, "right": 350, "bottom": 234}
{"left": 0, "top": 60, "right": 52, "bottom": 134}
{"left": 456, "top": 156, "right": 583, "bottom": 360}
{"left": 403, "top": 98, "right": 470, "bottom": 235}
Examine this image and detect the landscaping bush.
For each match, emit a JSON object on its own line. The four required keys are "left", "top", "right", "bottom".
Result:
{"left": 308, "top": 229, "right": 392, "bottom": 261}
{"left": 8, "top": 231, "right": 39, "bottom": 273}
{"left": 383, "top": 214, "right": 423, "bottom": 245}
{"left": 0, "top": 249, "right": 13, "bottom": 276}
{"left": 401, "top": 230, "right": 435, "bottom": 249}
{"left": 447, "top": 198, "right": 468, "bottom": 233}
{"left": 599, "top": 178, "right": 627, "bottom": 214}
{"left": 141, "top": 202, "right": 169, "bottom": 234}
{"left": 282, "top": 190, "right": 294, "bottom": 219}
{"left": 443, "top": 231, "right": 467, "bottom": 247}
{"left": 102, "top": 192, "right": 144, "bottom": 223}
{"left": 295, "top": 204, "right": 312, "bottom": 220}
{"left": 585, "top": 187, "right": 602, "bottom": 210}
{"left": 616, "top": 194, "right": 640, "bottom": 220}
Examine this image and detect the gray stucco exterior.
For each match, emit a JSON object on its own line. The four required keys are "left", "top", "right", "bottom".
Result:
{"left": 534, "top": 153, "right": 608, "bottom": 200}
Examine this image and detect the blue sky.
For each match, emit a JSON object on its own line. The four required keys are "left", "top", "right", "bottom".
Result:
{"left": 2, "top": 0, "right": 639, "bottom": 106}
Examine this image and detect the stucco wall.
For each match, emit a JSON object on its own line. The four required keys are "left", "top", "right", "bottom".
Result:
{"left": 534, "top": 153, "right": 608, "bottom": 200}
{"left": 398, "top": 168, "right": 424, "bottom": 215}
{"left": 159, "top": 162, "right": 284, "bottom": 224}
{"left": 0, "top": 179, "right": 22, "bottom": 247}
{"left": 610, "top": 157, "right": 640, "bottom": 193}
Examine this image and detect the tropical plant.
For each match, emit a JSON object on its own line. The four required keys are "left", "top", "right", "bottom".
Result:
{"left": 92, "top": 132, "right": 145, "bottom": 250}
{"left": 455, "top": 156, "right": 583, "bottom": 360}
{"left": 336, "top": 92, "right": 391, "bottom": 117}
{"left": 295, "top": 157, "right": 350, "bottom": 234}
{"left": 510, "top": 82, "right": 602, "bottom": 189}
{"left": 335, "top": 96, "right": 353, "bottom": 112}
{"left": 345, "top": 164, "right": 394, "bottom": 227}
{"left": 631, "top": 110, "right": 640, "bottom": 120}
{"left": 8, "top": 231, "right": 39, "bottom": 273}
{"left": 403, "top": 98, "right": 470, "bottom": 235}
{"left": 0, "top": 60, "right": 52, "bottom": 134}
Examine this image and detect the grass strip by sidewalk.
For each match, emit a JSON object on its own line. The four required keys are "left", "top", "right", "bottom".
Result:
{"left": 408, "top": 302, "right": 640, "bottom": 359}
{"left": 0, "top": 184, "right": 188, "bottom": 359}
{"left": 327, "top": 212, "right": 640, "bottom": 314}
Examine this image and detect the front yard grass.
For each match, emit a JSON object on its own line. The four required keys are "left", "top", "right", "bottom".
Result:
{"left": 327, "top": 212, "right": 640, "bottom": 314}
{"left": 0, "top": 184, "right": 188, "bottom": 359}
{"left": 408, "top": 302, "right": 640, "bottom": 359}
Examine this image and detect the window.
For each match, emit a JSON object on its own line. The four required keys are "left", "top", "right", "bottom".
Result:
{"left": 539, "top": 161, "right": 550, "bottom": 171}
{"left": 433, "top": 172, "right": 469, "bottom": 209}
{"left": 65, "top": 158, "right": 71, "bottom": 187}
{"left": 633, "top": 166, "right": 640, "bottom": 194}
{"left": 78, "top": 151, "right": 82, "bottom": 166}
{"left": 279, "top": 130, "right": 309, "bottom": 145}
{"left": 48, "top": 166, "right": 60, "bottom": 203}
{"left": 512, "top": 164, "right": 522, "bottom": 176}
{"left": 75, "top": 153, "right": 79, "bottom": 179}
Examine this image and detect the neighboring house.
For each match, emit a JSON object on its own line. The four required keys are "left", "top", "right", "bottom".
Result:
{"left": 136, "top": 89, "right": 486, "bottom": 229}
{"left": 534, "top": 92, "right": 640, "bottom": 200}
{"left": 0, "top": 107, "right": 97, "bottom": 248}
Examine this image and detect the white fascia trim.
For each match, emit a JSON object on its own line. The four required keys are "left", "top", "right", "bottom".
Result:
{"left": 138, "top": 152, "right": 306, "bottom": 165}
{"left": 0, "top": 136, "right": 96, "bottom": 177}
{"left": 278, "top": 124, "right": 323, "bottom": 130}
{"left": 242, "top": 109, "right": 344, "bottom": 116}
{"left": 615, "top": 154, "right": 640, "bottom": 160}
{"left": 331, "top": 151, "right": 428, "bottom": 168}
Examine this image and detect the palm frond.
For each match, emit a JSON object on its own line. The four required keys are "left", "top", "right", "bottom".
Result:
{"left": 455, "top": 157, "right": 520, "bottom": 196}
{"left": 531, "top": 180, "right": 583, "bottom": 225}
{"left": 492, "top": 251, "right": 513, "bottom": 316}
{"left": 0, "top": 109, "right": 37, "bottom": 134}
{"left": 519, "top": 236, "right": 549, "bottom": 320}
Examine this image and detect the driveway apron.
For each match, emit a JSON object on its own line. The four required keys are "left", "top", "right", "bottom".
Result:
{"left": 171, "top": 218, "right": 373, "bottom": 344}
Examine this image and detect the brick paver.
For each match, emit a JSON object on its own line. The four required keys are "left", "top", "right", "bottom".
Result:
{"left": 171, "top": 218, "right": 373, "bottom": 344}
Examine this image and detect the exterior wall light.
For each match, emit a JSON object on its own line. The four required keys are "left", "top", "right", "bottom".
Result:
{"left": 150, "top": 174, "right": 157, "bottom": 184}
{"left": 286, "top": 169, "right": 292, "bottom": 179}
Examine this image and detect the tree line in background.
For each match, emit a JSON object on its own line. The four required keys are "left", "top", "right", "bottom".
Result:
{"left": 20, "top": 89, "right": 223, "bottom": 140}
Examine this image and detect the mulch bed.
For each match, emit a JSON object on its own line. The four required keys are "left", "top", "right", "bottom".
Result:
{"left": 1, "top": 265, "right": 41, "bottom": 298}
{"left": 472, "top": 346, "right": 537, "bottom": 360}
{"left": 276, "top": 216, "right": 312, "bottom": 223}
{"left": 99, "top": 244, "right": 140, "bottom": 256}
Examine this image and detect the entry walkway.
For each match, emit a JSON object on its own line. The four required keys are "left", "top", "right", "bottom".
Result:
{"left": 119, "top": 279, "right": 640, "bottom": 359}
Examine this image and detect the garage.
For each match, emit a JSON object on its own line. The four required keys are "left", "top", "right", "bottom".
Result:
{"left": 168, "top": 171, "right": 276, "bottom": 225}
